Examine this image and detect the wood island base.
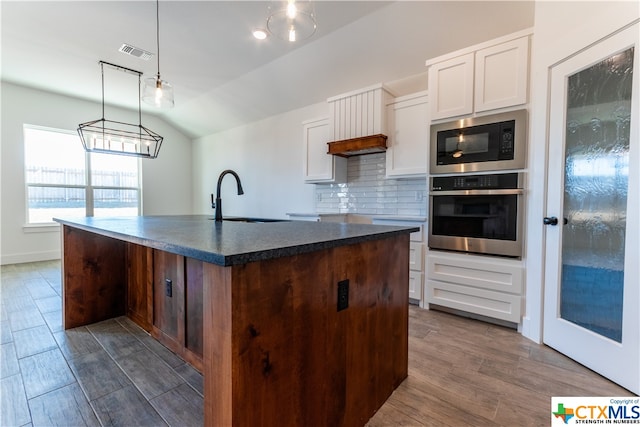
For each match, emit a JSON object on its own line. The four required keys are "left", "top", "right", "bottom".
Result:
{"left": 61, "top": 224, "right": 410, "bottom": 426}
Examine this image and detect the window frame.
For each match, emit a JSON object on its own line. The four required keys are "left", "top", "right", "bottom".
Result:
{"left": 23, "top": 124, "right": 143, "bottom": 227}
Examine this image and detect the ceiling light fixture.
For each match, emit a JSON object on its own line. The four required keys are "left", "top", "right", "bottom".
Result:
{"left": 257, "top": 0, "right": 316, "bottom": 42}
{"left": 252, "top": 29, "right": 268, "bottom": 40}
{"left": 141, "top": 0, "right": 174, "bottom": 108}
{"left": 78, "top": 61, "right": 163, "bottom": 159}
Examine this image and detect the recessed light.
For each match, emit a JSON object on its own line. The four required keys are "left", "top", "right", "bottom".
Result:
{"left": 252, "top": 29, "right": 268, "bottom": 40}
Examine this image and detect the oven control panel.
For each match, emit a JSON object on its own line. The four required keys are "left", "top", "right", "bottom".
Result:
{"left": 431, "top": 172, "right": 521, "bottom": 191}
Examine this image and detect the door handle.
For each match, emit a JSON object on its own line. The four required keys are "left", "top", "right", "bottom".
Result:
{"left": 543, "top": 217, "right": 568, "bottom": 226}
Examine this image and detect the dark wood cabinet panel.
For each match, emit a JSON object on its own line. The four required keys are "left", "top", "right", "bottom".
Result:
{"left": 185, "top": 258, "right": 203, "bottom": 358}
{"left": 126, "top": 244, "right": 152, "bottom": 332}
{"left": 149, "top": 250, "right": 204, "bottom": 371}
{"left": 152, "top": 250, "right": 185, "bottom": 353}
{"left": 61, "top": 226, "right": 126, "bottom": 329}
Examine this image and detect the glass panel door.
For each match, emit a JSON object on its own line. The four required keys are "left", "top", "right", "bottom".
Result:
{"left": 543, "top": 23, "right": 639, "bottom": 394}
{"left": 560, "top": 48, "right": 633, "bottom": 343}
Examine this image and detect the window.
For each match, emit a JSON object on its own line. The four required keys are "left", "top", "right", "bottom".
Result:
{"left": 24, "top": 125, "right": 141, "bottom": 224}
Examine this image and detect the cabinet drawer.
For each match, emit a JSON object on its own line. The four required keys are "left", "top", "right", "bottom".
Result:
{"left": 427, "top": 252, "right": 523, "bottom": 295}
{"left": 409, "top": 242, "right": 423, "bottom": 271}
{"left": 409, "top": 225, "right": 424, "bottom": 243}
{"left": 427, "top": 279, "right": 521, "bottom": 323}
{"left": 372, "top": 220, "right": 425, "bottom": 242}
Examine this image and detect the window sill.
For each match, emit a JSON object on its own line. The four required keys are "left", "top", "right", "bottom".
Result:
{"left": 23, "top": 223, "right": 61, "bottom": 233}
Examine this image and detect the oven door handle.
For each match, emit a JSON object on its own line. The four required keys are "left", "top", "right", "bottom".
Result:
{"left": 431, "top": 189, "right": 524, "bottom": 196}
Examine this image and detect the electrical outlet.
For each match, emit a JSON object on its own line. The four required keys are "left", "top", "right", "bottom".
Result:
{"left": 337, "top": 279, "right": 349, "bottom": 312}
{"left": 165, "top": 279, "right": 172, "bottom": 297}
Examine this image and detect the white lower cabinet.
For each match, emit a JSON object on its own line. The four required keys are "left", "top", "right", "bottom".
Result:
{"left": 373, "top": 218, "right": 426, "bottom": 304}
{"left": 426, "top": 251, "right": 524, "bottom": 323}
{"left": 408, "top": 270, "right": 423, "bottom": 303}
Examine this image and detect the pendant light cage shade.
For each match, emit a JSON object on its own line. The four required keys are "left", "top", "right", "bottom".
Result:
{"left": 141, "top": 77, "right": 174, "bottom": 108}
{"left": 77, "top": 61, "right": 164, "bottom": 159}
{"left": 78, "top": 119, "right": 163, "bottom": 159}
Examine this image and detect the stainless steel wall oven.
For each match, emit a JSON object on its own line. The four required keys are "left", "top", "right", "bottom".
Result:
{"left": 429, "top": 172, "right": 525, "bottom": 258}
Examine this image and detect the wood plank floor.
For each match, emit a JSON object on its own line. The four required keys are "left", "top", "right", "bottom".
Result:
{"left": 1, "top": 260, "right": 634, "bottom": 426}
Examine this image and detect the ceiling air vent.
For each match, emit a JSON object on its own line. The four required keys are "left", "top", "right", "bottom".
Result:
{"left": 118, "top": 44, "right": 153, "bottom": 61}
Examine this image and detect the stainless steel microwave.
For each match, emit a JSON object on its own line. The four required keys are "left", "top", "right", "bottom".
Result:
{"left": 430, "top": 109, "right": 527, "bottom": 174}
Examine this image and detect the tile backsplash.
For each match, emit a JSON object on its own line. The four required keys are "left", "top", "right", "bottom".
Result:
{"left": 315, "top": 153, "right": 427, "bottom": 216}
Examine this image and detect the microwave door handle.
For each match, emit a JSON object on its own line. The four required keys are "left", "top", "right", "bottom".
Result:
{"left": 432, "top": 189, "right": 524, "bottom": 196}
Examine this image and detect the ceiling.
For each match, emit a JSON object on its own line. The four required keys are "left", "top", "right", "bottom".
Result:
{"left": 1, "top": 1, "right": 535, "bottom": 139}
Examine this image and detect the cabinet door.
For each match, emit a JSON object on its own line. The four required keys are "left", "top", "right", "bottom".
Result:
{"left": 474, "top": 37, "right": 529, "bottom": 113}
{"left": 386, "top": 92, "right": 429, "bottom": 178}
{"left": 409, "top": 271, "right": 423, "bottom": 301}
{"left": 428, "top": 53, "right": 474, "bottom": 120}
{"left": 153, "top": 250, "right": 185, "bottom": 348}
{"left": 303, "top": 118, "right": 346, "bottom": 183}
{"left": 409, "top": 241, "right": 423, "bottom": 272}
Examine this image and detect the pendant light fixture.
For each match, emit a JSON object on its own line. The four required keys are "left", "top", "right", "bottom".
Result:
{"left": 78, "top": 61, "right": 163, "bottom": 158}
{"left": 254, "top": 0, "right": 317, "bottom": 43}
{"left": 141, "top": 0, "right": 174, "bottom": 108}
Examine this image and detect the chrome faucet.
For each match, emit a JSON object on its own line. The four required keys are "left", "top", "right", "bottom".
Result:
{"left": 211, "top": 169, "right": 244, "bottom": 221}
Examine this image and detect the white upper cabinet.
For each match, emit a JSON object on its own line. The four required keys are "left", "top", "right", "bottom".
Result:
{"left": 428, "top": 53, "right": 475, "bottom": 121}
{"left": 427, "top": 32, "right": 531, "bottom": 121}
{"left": 474, "top": 36, "right": 529, "bottom": 113}
{"left": 385, "top": 91, "right": 429, "bottom": 178}
{"left": 303, "top": 117, "right": 346, "bottom": 183}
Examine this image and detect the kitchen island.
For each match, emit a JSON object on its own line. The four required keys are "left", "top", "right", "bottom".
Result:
{"left": 54, "top": 215, "right": 417, "bottom": 426}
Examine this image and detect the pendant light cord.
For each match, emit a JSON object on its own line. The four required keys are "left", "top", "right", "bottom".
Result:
{"left": 138, "top": 73, "right": 142, "bottom": 127}
{"left": 155, "top": 0, "right": 161, "bottom": 81}
{"left": 100, "top": 62, "right": 105, "bottom": 120}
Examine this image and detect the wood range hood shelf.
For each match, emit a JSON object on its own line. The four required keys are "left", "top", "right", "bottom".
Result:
{"left": 327, "top": 134, "right": 388, "bottom": 158}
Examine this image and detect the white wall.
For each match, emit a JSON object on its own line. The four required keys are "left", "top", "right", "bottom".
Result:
{"left": 192, "top": 102, "right": 328, "bottom": 218}
{"left": 523, "top": 1, "right": 640, "bottom": 342}
{"left": 1, "top": 82, "right": 193, "bottom": 264}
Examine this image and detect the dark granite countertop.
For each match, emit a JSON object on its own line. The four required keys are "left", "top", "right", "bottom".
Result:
{"left": 54, "top": 215, "right": 419, "bottom": 266}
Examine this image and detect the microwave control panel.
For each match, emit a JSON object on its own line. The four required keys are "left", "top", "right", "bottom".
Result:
{"left": 499, "top": 122, "right": 515, "bottom": 158}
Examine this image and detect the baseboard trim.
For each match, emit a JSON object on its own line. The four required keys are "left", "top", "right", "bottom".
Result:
{"left": 1, "top": 250, "right": 61, "bottom": 266}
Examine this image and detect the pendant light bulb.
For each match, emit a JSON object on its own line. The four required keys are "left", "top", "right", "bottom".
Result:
{"left": 286, "top": 0, "right": 297, "bottom": 19}
{"left": 155, "top": 78, "right": 163, "bottom": 105}
{"left": 289, "top": 26, "right": 296, "bottom": 42}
